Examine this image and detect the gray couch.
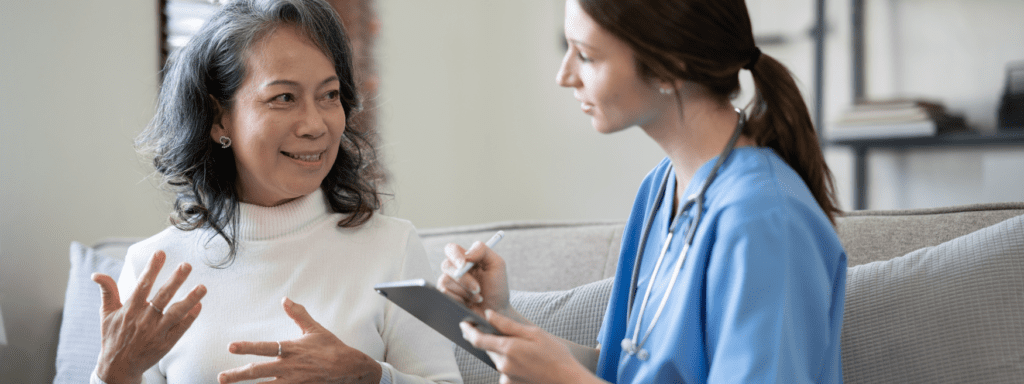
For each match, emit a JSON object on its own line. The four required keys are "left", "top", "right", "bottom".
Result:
{"left": 56, "top": 203, "right": 1024, "bottom": 383}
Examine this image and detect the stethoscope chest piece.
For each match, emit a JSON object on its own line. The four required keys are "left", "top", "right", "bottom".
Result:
{"left": 620, "top": 339, "right": 650, "bottom": 361}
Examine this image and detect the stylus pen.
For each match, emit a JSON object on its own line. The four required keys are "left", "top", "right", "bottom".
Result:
{"left": 451, "top": 230, "right": 504, "bottom": 280}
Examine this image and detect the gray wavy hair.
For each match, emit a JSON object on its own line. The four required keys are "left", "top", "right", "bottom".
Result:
{"left": 137, "top": 0, "right": 383, "bottom": 267}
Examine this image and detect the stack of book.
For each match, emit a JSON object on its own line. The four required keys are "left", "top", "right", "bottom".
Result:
{"left": 831, "top": 100, "right": 968, "bottom": 141}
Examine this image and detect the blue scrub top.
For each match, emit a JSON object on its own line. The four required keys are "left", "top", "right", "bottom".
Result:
{"left": 596, "top": 147, "right": 847, "bottom": 383}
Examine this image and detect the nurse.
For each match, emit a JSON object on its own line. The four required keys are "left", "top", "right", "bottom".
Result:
{"left": 438, "top": 0, "right": 847, "bottom": 383}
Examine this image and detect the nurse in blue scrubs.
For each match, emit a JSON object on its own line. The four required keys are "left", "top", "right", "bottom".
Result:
{"left": 438, "top": 0, "right": 847, "bottom": 383}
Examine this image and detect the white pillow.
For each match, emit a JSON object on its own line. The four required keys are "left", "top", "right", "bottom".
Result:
{"left": 841, "top": 215, "right": 1024, "bottom": 383}
{"left": 54, "top": 242, "right": 126, "bottom": 384}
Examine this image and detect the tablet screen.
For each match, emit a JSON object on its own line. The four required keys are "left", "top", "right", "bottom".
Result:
{"left": 374, "top": 279, "right": 499, "bottom": 368}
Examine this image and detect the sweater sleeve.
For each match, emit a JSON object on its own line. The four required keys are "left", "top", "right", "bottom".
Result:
{"left": 378, "top": 227, "right": 463, "bottom": 384}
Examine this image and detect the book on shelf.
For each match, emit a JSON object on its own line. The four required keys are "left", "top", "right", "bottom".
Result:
{"left": 830, "top": 99, "right": 969, "bottom": 141}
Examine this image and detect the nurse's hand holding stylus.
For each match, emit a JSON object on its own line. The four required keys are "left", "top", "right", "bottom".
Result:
{"left": 437, "top": 231, "right": 519, "bottom": 320}
{"left": 452, "top": 231, "right": 504, "bottom": 279}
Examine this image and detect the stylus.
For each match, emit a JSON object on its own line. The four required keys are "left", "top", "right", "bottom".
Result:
{"left": 451, "top": 230, "right": 504, "bottom": 280}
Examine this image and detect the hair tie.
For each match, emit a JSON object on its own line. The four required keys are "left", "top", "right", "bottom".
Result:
{"left": 743, "top": 47, "right": 761, "bottom": 70}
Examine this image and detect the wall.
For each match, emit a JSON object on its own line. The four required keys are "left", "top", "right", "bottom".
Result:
{"left": 375, "top": 0, "right": 665, "bottom": 229}
{"left": 0, "top": 1, "right": 167, "bottom": 382}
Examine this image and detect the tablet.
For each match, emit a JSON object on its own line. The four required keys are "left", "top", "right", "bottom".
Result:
{"left": 373, "top": 279, "right": 500, "bottom": 368}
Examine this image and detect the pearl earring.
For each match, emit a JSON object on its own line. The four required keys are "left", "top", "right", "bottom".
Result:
{"left": 219, "top": 136, "right": 232, "bottom": 148}
{"left": 659, "top": 87, "right": 673, "bottom": 95}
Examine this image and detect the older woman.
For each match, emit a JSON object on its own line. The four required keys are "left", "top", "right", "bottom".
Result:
{"left": 89, "top": 1, "right": 461, "bottom": 383}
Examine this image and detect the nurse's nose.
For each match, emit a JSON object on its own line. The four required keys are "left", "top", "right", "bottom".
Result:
{"left": 556, "top": 50, "right": 579, "bottom": 88}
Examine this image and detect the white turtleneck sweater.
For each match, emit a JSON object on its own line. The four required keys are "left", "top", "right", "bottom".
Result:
{"left": 101, "top": 189, "right": 461, "bottom": 384}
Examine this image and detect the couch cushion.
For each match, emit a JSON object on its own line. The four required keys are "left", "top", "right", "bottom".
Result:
{"left": 54, "top": 241, "right": 127, "bottom": 383}
{"left": 837, "top": 203, "right": 1024, "bottom": 267}
{"left": 841, "top": 214, "right": 1024, "bottom": 383}
{"left": 455, "top": 277, "right": 614, "bottom": 384}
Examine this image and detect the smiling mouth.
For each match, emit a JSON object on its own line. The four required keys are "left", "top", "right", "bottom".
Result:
{"left": 282, "top": 151, "right": 324, "bottom": 162}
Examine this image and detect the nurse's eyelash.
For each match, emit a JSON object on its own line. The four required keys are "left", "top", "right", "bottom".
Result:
{"left": 577, "top": 51, "right": 592, "bottom": 63}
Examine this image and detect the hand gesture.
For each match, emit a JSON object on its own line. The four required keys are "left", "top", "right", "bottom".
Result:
{"left": 460, "top": 310, "right": 593, "bottom": 384}
{"left": 218, "top": 297, "right": 383, "bottom": 384}
{"left": 92, "top": 250, "right": 206, "bottom": 384}
{"left": 437, "top": 241, "right": 512, "bottom": 318}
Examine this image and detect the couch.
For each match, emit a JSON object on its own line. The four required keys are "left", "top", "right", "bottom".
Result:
{"left": 55, "top": 203, "right": 1024, "bottom": 383}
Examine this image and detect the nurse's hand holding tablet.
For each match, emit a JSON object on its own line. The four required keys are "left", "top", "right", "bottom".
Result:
{"left": 437, "top": 231, "right": 602, "bottom": 383}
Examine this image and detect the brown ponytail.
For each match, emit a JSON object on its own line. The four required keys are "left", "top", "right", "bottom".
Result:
{"left": 745, "top": 54, "right": 840, "bottom": 224}
{"left": 579, "top": 0, "right": 841, "bottom": 224}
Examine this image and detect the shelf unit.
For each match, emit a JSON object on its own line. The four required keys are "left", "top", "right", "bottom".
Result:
{"left": 833, "top": 132, "right": 1024, "bottom": 210}
{"left": 823, "top": 0, "right": 1024, "bottom": 210}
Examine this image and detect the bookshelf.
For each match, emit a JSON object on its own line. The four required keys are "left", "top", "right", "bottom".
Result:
{"left": 825, "top": 0, "right": 1024, "bottom": 210}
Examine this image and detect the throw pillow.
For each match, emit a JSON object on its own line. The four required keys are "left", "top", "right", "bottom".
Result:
{"left": 455, "top": 277, "right": 614, "bottom": 383}
{"left": 841, "top": 215, "right": 1024, "bottom": 383}
{"left": 54, "top": 242, "right": 125, "bottom": 384}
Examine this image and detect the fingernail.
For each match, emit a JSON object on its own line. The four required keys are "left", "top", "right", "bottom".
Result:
{"left": 475, "top": 295, "right": 483, "bottom": 303}
{"left": 196, "top": 285, "right": 207, "bottom": 295}
{"left": 470, "top": 284, "right": 481, "bottom": 294}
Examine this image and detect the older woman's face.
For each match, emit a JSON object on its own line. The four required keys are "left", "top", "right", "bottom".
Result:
{"left": 212, "top": 26, "right": 346, "bottom": 207}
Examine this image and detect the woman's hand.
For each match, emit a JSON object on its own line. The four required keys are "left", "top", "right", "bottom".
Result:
{"left": 460, "top": 310, "right": 598, "bottom": 384}
{"left": 437, "top": 241, "right": 513, "bottom": 318}
{"left": 91, "top": 250, "right": 206, "bottom": 384}
{"left": 218, "top": 297, "right": 382, "bottom": 384}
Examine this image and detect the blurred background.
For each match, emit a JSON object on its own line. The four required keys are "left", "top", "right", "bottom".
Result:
{"left": 1, "top": 0, "right": 1022, "bottom": 382}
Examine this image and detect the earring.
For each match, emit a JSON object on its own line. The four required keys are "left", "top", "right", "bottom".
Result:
{"left": 219, "top": 136, "right": 232, "bottom": 148}
{"left": 659, "top": 87, "right": 673, "bottom": 95}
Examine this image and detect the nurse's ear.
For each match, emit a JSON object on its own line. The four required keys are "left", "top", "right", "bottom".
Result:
{"left": 653, "top": 59, "right": 688, "bottom": 96}
{"left": 655, "top": 78, "right": 687, "bottom": 97}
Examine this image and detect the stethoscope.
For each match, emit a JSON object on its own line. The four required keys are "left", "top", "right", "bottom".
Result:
{"left": 620, "top": 107, "right": 747, "bottom": 361}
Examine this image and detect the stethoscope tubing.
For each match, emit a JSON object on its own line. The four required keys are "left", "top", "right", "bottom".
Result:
{"left": 623, "top": 107, "right": 747, "bottom": 359}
